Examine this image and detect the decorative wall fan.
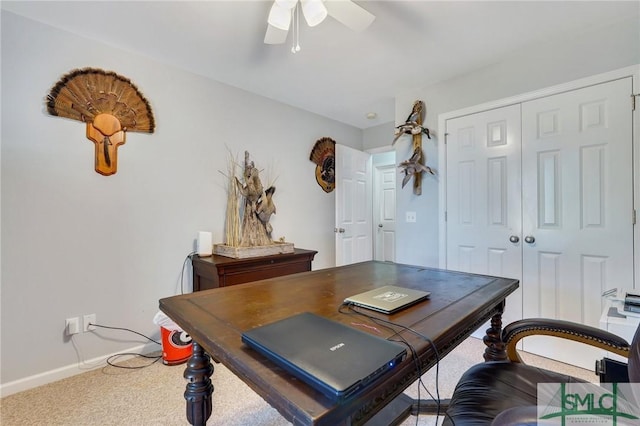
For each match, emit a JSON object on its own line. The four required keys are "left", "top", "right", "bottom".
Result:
{"left": 265, "top": 0, "right": 375, "bottom": 45}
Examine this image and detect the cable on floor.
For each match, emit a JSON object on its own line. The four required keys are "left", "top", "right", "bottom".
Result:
{"left": 89, "top": 323, "right": 163, "bottom": 369}
{"left": 105, "top": 352, "right": 162, "bottom": 369}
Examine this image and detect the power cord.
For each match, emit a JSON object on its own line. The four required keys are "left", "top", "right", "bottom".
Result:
{"left": 89, "top": 323, "right": 161, "bottom": 345}
{"left": 89, "top": 323, "right": 162, "bottom": 369}
{"left": 105, "top": 353, "right": 162, "bottom": 369}
{"left": 81, "top": 250, "right": 196, "bottom": 371}
{"left": 92, "top": 251, "right": 195, "bottom": 370}
{"left": 338, "top": 303, "right": 448, "bottom": 425}
{"left": 181, "top": 251, "right": 197, "bottom": 294}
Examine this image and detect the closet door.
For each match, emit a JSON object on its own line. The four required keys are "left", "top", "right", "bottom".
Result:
{"left": 521, "top": 78, "right": 634, "bottom": 369}
{"left": 445, "top": 104, "right": 523, "bottom": 326}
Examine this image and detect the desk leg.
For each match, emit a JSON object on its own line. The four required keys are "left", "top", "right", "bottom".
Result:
{"left": 184, "top": 342, "right": 214, "bottom": 426}
{"left": 482, "top": 302, "right": 507, "bottom": 361}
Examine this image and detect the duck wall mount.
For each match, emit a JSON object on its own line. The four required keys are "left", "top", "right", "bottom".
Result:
{"left": 393, "top": 100, "right": 434, "bottom": 195}
{"left": 46, "top": 68, "right": 155, "bottom": 176}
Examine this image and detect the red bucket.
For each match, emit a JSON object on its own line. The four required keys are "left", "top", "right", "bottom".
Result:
{"left": 160, "top": 327, "right": 193, "bottom": 365}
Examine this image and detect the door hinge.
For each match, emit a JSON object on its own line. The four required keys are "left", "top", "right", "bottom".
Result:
{"left": 444, "top": 133, "right": 449, "bottom": 145}
{"left": 444, "top": 211, "right": 448, "bottom": 222}
{"left": 632, "top": 94, "right": 639, "bottom": 111}
{"left": 633, "top": 209, "right": 637, "bottom": 225}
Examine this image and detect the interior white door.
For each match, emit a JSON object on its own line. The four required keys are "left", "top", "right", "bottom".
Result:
{"left": 445, "top": 104, "right": 524, "bottom": 327}
{"left": 335, "top": 144, "right": 372, "bottom": 266}
{"left": 373, "top": 164, "right": 396, "bottom": 262}
{"left": 520, "top": 77, "right": 634, "bottom": 369}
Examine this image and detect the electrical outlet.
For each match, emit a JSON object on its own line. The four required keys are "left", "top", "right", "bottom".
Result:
{"left": 406, "top": 211, "right": 417, "bottom": 223}
{"left": 83, "top": 314, "right": 96, "bottom": 332}
{"left": 65, "top": 317, "right": 80, "bottom": 335}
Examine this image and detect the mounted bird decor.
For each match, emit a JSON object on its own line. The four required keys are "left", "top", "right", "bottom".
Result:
{"left": 392, "top": 100, "right": 431, "bottom": 146}
{"left": 214, "top": 150, "right": 294, "bottom": 259}
{"left": 309, "top": 137, "right": 336, "bottom": 193}
{"left": 394, "top": 100, "right": 434, "bottom": 195}
{"left": 399, "top": 146, "right": 435, "bottom": 189}
{"left": 46, "top": 67, "right": 155, "bottom": 176}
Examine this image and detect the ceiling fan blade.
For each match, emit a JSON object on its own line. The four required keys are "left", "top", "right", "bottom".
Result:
{"left": 268, "top": 1, "right": 293, "bottom": 30}
{"left": 324, "top": 0, "right": 375, "bottom": 32}
{"left": 264, "top": 24, "right": 289, "bottom": 44}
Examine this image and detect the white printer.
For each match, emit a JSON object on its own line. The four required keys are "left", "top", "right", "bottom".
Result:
{"left": 599, "top": 289, "right": 640, "bottom": 362}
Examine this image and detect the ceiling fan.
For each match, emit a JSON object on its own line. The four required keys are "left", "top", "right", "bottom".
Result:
{"left": 264, "top": 0, "right": 375, "bottom": 45}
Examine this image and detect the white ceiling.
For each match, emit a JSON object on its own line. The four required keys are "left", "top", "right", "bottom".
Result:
{"left": 3, "top": 1, "right": 637, "bottom": 129}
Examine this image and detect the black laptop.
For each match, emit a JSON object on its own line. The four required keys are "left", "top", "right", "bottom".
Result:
{"left": 241, "top": 312, "right": 407, "bottom": 401}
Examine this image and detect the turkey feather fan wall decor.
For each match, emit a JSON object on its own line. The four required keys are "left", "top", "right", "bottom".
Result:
{"left": 46, "top": 68, "right": 155, "bottom": 176}
{"left": 309, "top": 137, "right": 335, "bottom": 193}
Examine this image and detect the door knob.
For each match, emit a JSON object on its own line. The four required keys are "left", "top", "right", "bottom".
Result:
{"left": 378, "top": 224, "right": 383, "bottom": 228}
{"left": 509, "top": 235, "right": 519, "bottom": 243}
{"left": 524, "top": 235, "right": 535, "bottom": 244}
{"left": 334, "top": 228, "right": 345, "bottom": 234}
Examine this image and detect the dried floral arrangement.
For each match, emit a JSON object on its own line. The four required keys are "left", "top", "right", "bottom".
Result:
{"left": 222, "top": 149, "right": 241, "bottom": 248}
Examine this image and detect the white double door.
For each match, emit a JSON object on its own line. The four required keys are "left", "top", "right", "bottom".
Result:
{"left": 445, "top": 78, "right": 634, "bottom": 369}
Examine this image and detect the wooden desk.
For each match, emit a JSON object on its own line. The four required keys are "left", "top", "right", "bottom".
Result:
{"left": 160, "top": 261, "right": 518, "bottom": 426}
{"left": 191, "top": 248, "right": 317, "bottom": 291}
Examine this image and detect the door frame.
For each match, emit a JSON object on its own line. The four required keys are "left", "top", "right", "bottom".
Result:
{"left": 335, "top": 144, "right": 373, "bottom": 266}
{"left": 437, "top": 65, "right": 640, "bottom": 288}
{"left": 373, "top": 162, "right": 397, "bottom": 262}
{"left": 335, "top": 145, "right": 397, "bottom": 266}
{"left": 369, "top": 148, "right": 397, "bottom": 263}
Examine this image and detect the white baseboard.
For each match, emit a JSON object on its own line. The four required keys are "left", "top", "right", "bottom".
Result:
{"left": 0, "top": 342, "right": 159, "bottom": 398}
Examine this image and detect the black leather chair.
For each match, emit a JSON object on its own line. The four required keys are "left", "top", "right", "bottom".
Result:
{"left": 443, "top": 318, "right": 640, "bottom": 425}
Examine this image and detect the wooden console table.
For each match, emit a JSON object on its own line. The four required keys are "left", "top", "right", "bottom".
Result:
{"left": 191, "top": 248, "right": 317, "bottom": 291}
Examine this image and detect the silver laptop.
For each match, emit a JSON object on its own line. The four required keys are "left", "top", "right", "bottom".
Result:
{"left": 344, "top": 285, "right": 430, "bottom": 314}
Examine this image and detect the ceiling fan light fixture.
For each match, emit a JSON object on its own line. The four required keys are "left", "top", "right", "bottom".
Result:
{"left": 275, "top": 0, "right": 298, "bottom": 9}
{"left": 268, "top": 2, "right": 293, "bottom": 31}
{"left": 301, "top": 0, "right": 327, "bottom": 27}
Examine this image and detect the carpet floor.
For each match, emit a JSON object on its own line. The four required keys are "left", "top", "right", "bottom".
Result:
{"left": 1, "top": 337, "right": 596, "bottom": 425}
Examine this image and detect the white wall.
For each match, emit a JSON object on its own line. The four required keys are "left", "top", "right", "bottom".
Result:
{"left": 392, "top": 15, "right": 640, "bottom": 268}
{"left": 0, "top": 12, "right": 362, "bottom": 392}
{"left": 363, "top": 121, "right": 394, "bottom": 152}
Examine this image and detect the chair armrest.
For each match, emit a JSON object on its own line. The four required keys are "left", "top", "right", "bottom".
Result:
{"left": 491, "top": 406, "right": 558, "bottom": 426}
{"left": 502, "top": 318, "right": 630, "bottom": 363}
